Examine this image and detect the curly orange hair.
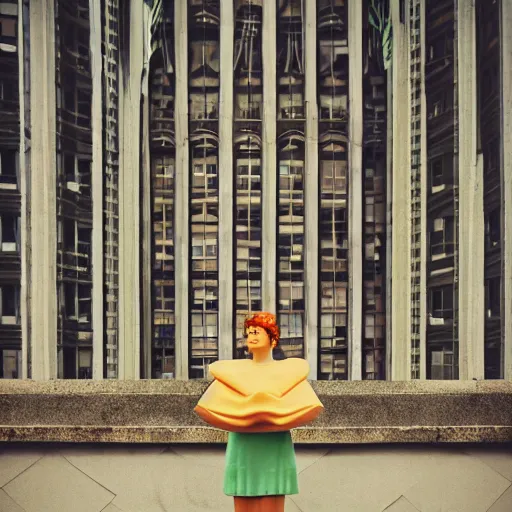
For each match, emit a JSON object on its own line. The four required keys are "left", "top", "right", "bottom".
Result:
{"left": 244, "top": 312, "right": 280, "bottom": 346}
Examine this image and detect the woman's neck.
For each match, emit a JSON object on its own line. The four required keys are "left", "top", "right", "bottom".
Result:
{"left": 251, "top": 348, "right": 274, "bottom": 364}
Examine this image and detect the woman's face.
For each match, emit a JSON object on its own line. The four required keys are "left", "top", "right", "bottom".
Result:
{"left": 245, "top": 325, "right": 271, "bottom": 352}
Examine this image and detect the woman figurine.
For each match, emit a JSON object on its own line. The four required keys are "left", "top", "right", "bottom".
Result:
{"left": 195, "top": 312, "right": 324, "bottom": 512}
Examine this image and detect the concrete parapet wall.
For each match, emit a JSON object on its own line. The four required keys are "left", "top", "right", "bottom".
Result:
{"left": 0, "top": 380, "right": 511, "bottom": 443}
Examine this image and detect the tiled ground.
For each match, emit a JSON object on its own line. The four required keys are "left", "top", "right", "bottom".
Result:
{"left": 0, "top": 443, "right": 511, "bottom": 512}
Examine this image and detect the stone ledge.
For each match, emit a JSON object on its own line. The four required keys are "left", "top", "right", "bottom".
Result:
{"left": 1, "top": 426, "right": 511, "bottom": 444}
{"left": 1, "top": 380, "right": 511, "bottom": 443}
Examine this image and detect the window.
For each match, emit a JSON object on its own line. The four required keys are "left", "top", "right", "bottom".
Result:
{"left": 0, "top": 13, "right": 17, "bottom": 38}
{"left": 64, "top": 283, "right": 77, "bottom": 320}
{"left": 0, "top": 150, "right": 17, "bottom": 189}
{"left": 63, "top": 87, "right": 76, "bottom": 112}
{"left": 0, "top": 79, "right": 16, "bottom": 100}
{"left": 430, "top": 158, "right": 443, "bottom": 188}
{"left": 77, "top": 90, "right": 90, "bottom": 117}
{"left": 321, "top": 283, "right": 347, "bottom": 310}
{"left": 428, "top": 90, "right": 452, "bottom": 119}
{"left": 59, "top": 348, "right": 92, "bottom": 380}
{"left": 61, "top": 219, "right": 76, "bottom": 251}
{"left": 77, "top": 284, "right": 92, "bottom": 323}
{"left": 430, "top": 217, "right": 454, "bottom": 258}
{"left": 64, "top": 154, "right": 76, "bottom": 182}
{"left": 63, "top": 282, "right": 91, "bottom": 323}
{"left": 484, "top": 138, "right": 499, "bottom": 175}
{"left": 62, "top": 154, "right": 91, "bottom": 194}
{"left": 77, "top": 349, "right": 92, "bottom": 379}
{"left": 1, "top": 215, "right": 17, "bottom": 252}
{"left": 1, "top": 350, "right": 21, "bottom": 379}
{"left": 154, "top": 281, "right": 175, "bottom": 311}
{"left": 278, "top": 282, "right": 304, "bottom": 310}
{"left": 321, "top": 161, "right": 347, "bottom": 193}
{"left": 485, "top": 277, "right": 500, "bottom": 318}
{"left": 485, "top": 208, "right": 500, "bottom": 250}
{"left": 428, "top": 33, "right": 454, "bottom": 63}
{"left": 430, "top": 350, "right": 454, "bottom": 380}
{"left": 1, "top": 285, "right": 18, "bottom": 324}
{"left": 430, "top": 286, "right": 453, "bottom": 320}
{"left": 481, "top": 62, "right": 499, "bottom": 99}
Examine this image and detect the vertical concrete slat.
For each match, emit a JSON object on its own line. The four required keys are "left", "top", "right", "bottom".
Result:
{"left": 304, "top": 0, "right": 319, "bottom": 379}
{"left": 348, "top": 0, "right": 363, "bottom": 380}
{"left": 457, "top": 0, "right": 484, "bottom": 379}
{"left": 419, "top": 0, "right": 428, "bottom": 380}
{"left": 174, "top": 0, "right": 189, "bottom": 379}
{"left": 261, "top": 0, "right": 277, "bottom": 314}
{"left": 140, "top": 5, "right": 152, "bottom": 378}
{"left": 18, "top": 0, "right": 28, "bottom": 378}
{"left": 390, "top": 0, "right": 412, "bottom": 380}
{"left": 118, "top": 0, "right": 143, "bottom": 379}
{"left": 218, "top": 1, "right": 234, "bottom": 361}
{"left": 29, "top": 0, "right": 58, "bottom": 380}
{"left": 90, "top": 0, "right": 105, "bottom": 380}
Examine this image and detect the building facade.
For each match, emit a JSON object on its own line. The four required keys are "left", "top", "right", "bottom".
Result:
{"left": 0, "top": 0, "right": 510, "bottom": 381}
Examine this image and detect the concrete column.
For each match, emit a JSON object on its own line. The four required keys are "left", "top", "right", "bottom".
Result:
{"left": 502, "top": 0, "right": 512, "bottom": 380}
{"left": 90, "top": 0, "right": 104, "bottom": 379}
{"left": 173, "top": 0, "right": 189, "bottom": 379}
{"left": 261, "top": 0, "right": 277, "bottom": 314}
{"left": 348, "top": 0, "right": 363, "bottom": 380}
{"left": 28, "top": 0, "right": 58, "bottom": 379}
{"left": 218, "top": 1, "right": 234, "bottom": 361}
{"left": 118, "top": 0, "right": 143, "bottom": 379}
{"left": 304, "top": 0, "right": 319, "bottom": 380}
{"left": 18, "top": 0, "right": 28, "bottom": 378}
{"left": 390, "top": 0, "right": 411, "bottom": 380}
{"left": 385, "top": 65, "right": 393, "bottom": 379}
{"left": 140, "top": 96, "right": 151, "bottom": 378}
{"left": 419, "top": 0, "right": 428, "bottom": 380}
{"left": 457, "top": 0, "right": 484, "bottom": 380}
{"left": 140, "top": 5, "right": 152, "bottom": 378}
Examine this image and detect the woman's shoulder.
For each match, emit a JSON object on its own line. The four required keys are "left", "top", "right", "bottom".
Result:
{"left": 282, "top": 357, "right": 309, "bottom": 371}
{"left": 209, "top": 357, "right": 310, "bottom": 383}
{"left": 210, "top": 357, "right": 309, "bottom": 369}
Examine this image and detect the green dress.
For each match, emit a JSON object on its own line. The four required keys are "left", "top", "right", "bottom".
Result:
{"left": 223, "top": 431, "right": 299, "bottom": 497}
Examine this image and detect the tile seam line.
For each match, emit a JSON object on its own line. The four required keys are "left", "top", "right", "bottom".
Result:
{"left": 485, "top": 482, "right": 512, "bottom": 511}
{"left": 61, "top": 454, "right": 118, "bottom": 497}
{"left": 0, "top": 455, "right": 44, "bottom": 490}
{"left": 0, "top": 488, "right": 28, "bottom": 512}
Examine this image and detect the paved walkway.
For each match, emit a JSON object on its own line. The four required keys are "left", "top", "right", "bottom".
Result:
{"left": 0, "top": 443, "right": 511, "bottom": 511}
